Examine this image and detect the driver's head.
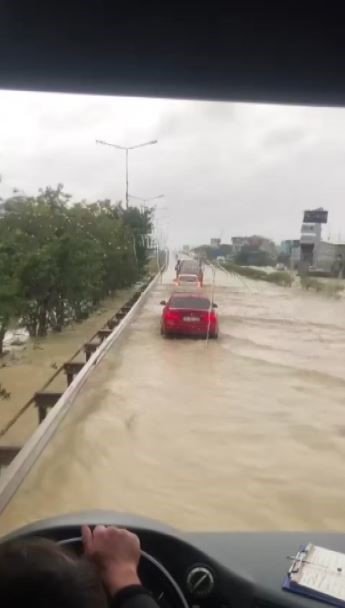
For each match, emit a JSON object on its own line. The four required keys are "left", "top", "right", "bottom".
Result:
{"left": 0, "top": 537, "right": 108, "bottom": 608}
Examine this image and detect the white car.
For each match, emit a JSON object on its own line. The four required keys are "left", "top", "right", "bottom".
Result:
{"left": 175, "top": 273, "right": 201, "bottom": 287}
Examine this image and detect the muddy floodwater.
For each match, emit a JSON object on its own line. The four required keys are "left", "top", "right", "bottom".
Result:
{"left": 0, "top": 289, "right": 134, "bottom": 447}
{"left": 1, "top": 265, "right": 345, "bottom": 534}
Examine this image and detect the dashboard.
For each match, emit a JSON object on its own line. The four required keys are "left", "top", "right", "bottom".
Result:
{"left": 1, "top": 511, "right": 344, "bottom": 608}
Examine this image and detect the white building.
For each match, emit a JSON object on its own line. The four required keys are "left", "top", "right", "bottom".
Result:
{"left": 300, "top": 219, "right": 345, "bottom": 275}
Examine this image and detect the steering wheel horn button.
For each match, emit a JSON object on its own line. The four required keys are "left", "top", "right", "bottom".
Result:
{"left": 186, "top": 566, "right": 215, "bottom": 597}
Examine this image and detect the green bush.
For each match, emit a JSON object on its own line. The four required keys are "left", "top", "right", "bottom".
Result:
{"left": 223, "top": 264, "right": 266, "bottom": 280}
{"left": 300, "top": 276, "right": 322, "bottom": 291}
{"left": 265, "top": 271, "right": 293, "bottom": 286}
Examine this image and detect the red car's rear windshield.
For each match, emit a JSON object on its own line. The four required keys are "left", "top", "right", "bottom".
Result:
{"left": 169, "top": 296, "right": 211, "bottom": 310}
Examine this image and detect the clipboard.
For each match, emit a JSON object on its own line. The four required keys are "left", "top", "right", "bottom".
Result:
{"left": 283, "top": 543, "right": 345, "bottom": 607}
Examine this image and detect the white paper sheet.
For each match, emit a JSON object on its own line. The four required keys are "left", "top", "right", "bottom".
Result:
{"left": 292, "top": 545, "right": 345, "bottom": 602}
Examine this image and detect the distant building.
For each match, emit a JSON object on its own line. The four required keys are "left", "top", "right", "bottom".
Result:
{"left": 231, "top": 236, "right": 250, "bottom": 253}
{"left": 280, "top": 239, "right": 298, "bottom": 255}
{"left": 232, "top": 235, "right": 277, "bottom": 257}
{"left": 280, "top": 239, "right": 300, "bottom": 268}
{"left": 210, "top": 238, "right": 221, "bottom": 248}
{"left": 299, "top": 209, "right": 345, "bottom": 276}
{"left": 255, "top": 237, "right": 277, "bottom": 258}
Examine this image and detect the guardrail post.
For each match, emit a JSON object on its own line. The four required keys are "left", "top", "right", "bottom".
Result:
{"left": 84, "top": 342, "right": 99, "bottom": 361}
{"left": 0, "top": 446, "right": 22, "bottom": 468}
{"left": 63, "top": 362, "right": 84, "bottom": 386}
{"left": 98, "top": 329, "right": 112, "bottom": 342}
{"left": 107, "top": 318, "right": 118, "bottom": 330}
{"left": 34, "top": 392, "right": 63, "bottom": 423}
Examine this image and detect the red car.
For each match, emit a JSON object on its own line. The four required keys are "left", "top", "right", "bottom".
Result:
{"left": 160, "top": 292, "right": 219, "bottom": 338}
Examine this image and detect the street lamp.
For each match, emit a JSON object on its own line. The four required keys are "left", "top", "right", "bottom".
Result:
{"left": 128, "top": 193, "right": 164, "bottom": 206}
{"left": 96, "top": 139, "right": 158, "bottom": 208}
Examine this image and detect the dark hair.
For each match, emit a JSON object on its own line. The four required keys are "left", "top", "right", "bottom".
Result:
{"left": 0, "top": 537, "right": 108, "bottom": 608}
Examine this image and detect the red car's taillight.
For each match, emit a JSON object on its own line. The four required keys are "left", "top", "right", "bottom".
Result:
{"left": 165, "top": 310, "right": 180, "bottom": 321}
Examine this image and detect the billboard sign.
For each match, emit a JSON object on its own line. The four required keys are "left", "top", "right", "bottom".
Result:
{"left": 303, "top": 209, "right": 328, "bottom": 224}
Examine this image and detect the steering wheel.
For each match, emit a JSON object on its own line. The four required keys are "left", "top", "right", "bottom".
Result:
{"left": 57, "top": 535, "right": 189, "bottom": 608}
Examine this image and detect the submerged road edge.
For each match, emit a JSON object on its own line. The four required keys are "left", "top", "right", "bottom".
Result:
{"left": 0, "top": 272, "right": 162, "bottom": 515}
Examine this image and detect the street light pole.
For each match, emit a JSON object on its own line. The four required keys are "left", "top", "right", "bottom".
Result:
{"left": 96, "top": 138, "right": 158, "bottom": 209}
{"left": 128, "top": 193, "right": 164, "bottom": 207}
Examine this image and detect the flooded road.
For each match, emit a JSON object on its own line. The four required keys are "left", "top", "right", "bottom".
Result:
{"left": 0, "top": 289, "right": 134, "bottom": 446}
{"left": 1, "top": 265, "right": 345, "bottom": 534}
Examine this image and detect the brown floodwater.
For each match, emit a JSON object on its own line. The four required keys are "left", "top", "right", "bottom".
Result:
{"left": 0, "top": 288, "right": 134, "bottom": 447}
{"left": 1, "top": 265, "right": 345, "bottom": 534}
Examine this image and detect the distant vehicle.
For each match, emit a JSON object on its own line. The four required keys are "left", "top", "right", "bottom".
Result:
{"left": 276, "top": 263, "right": 286, "bottom": 271}
{"left": 178, "top": 260, "right": 204, "bottom": 285}
{"left": 216, "top": 256, "right": 226, "bottom": 263}
{"left": 179, "top": 260, "right": 200, "bottom": 273}
{"left": 160, "top": 293, "right": 219, "bottom": 338}
{"left": 175, "top": 273, "right": 201, "bottom": 287}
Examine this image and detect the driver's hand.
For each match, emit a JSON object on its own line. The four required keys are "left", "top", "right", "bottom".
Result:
{"left": 82, "top": 525, "right": 141, "bottom": 595}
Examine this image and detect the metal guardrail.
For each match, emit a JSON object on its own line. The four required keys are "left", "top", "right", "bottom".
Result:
{"left": 0, "top": 271, "right": 162, "bottom": 514}
{"left": 0, "top": 287, "right": 144, "bottom": 439}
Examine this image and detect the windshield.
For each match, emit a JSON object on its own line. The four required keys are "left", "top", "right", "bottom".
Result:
{"left": 169, "top": 296, "right": 210, "bottom": 309}
{"left": 0, "top": 91, "right": 344, "bottom": 535}
{"left": 180, "top": 263, "right": 200, "bottom": 273}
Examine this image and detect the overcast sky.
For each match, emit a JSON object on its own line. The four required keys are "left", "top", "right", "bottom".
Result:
{"left": 1, "top": 89, "right": 345, "bottom": 247}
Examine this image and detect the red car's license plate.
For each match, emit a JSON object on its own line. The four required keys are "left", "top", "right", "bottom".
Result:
{"left": 183, "top": 316, "right": 200, "bottom": 322}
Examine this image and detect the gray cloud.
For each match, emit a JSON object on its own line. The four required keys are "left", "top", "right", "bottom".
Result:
{"left": 1, "top": 91, "right": 345, "bottom": 246}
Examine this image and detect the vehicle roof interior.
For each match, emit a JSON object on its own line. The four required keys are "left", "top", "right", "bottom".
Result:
{"left": 1, "top": 3, "right": 345, "bottom": 106}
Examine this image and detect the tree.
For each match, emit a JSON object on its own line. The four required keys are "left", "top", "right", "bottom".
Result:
{"left": 235, "top": 246, "right": 275, "bottom": 267}
{"left": 0, "top": 186, "right": 153, "bottom": 341}
{"left": 2, "top": 188, "right": 67, "bottom": 336}
{"left": 0, "top": 242, "right": 22, "bottom": 354}
{"left": 119, "top": 205, "right": 153, "bottom": 272}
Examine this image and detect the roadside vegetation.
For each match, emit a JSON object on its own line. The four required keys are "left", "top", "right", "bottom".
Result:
{"left": 221, "top": 262, "right": 293, "bottom": 287}
{"left": 193, "top": 238, "right": 277, "bottom": 267}
{"left": 0, "top": 185, "right": 153, "bottom": 355}
{"left": 300, "top": 275, "right": 344, "bottom": 296}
